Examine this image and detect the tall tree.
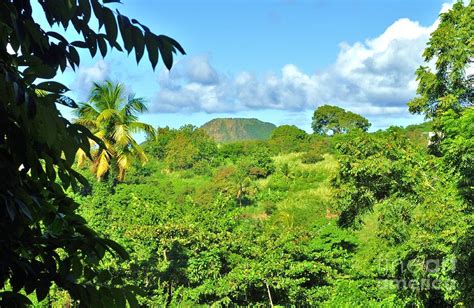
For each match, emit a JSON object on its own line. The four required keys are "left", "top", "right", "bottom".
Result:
{"left": 408, "top": 1, "right": 473, "bottom": 202}
{"left": 75, "top": 81, "right": 155, "bottom": 182}
{"left": 312, "top": 105, "right": 370, "bottom": 135}
{"left": 408, "top": 1, "right": 473, "bottom": 119}
{"left": 0, "top": 0, "right": 183, "bottom": 305}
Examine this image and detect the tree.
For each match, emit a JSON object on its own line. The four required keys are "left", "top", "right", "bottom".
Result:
{"left": 312, "top": 105, "right": 370, "bottom": 135}
{"left": 408, "top": 1, "right": 473, "bottom": 119}
{"left": 165, "top": 133, "right": 199, "bottom": 170}
{"left": 268, "top": 125, "right": 308, "bottom": 153}
{"left": 164, "top": 125, "right": 218, "bottom": 171}
{"left": 75, "top": 81, "right": 154, "bottom": 182}
{"left": 330, "top": 4, "right": 474, "bottom": 303}
{"left": 407, "top": 9, "right": 474, "bottom": 301}
{"left": 407, "top": 0, "right": 473, "bottom": 202}
{"left": 233, "top": 159, "right": 255, "bottom": 206}
{"left": 249, "top": 147, "right": 275, "bottom": 178}
{"left": 144, "top": 126, "right": 177, "bottom": 159}
{"left": 0, "top": 0, "right": 183, "bottom": 305}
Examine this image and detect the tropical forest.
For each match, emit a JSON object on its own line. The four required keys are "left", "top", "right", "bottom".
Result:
{"left": 0, "top": 0, "right": 473, "bottom": 307}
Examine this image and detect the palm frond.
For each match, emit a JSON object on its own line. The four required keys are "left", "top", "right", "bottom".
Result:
{"left": 123, "top": 95, "right": 148, "bottom": 117}
{"left": 129, "top": 121, "right": 156, "bottom": 140}
{"left": 74, "top": 118, "right": 99, "bottom": 130}
{"left": 73, "top": 102, "right": 100, "bottom": 119}
{"left": 94, "top": 149, "right": 110, "bottom": 180}
{"left": 76, "top": 148, "right": 88, "bottom": 168}
{"left": 112, "top": 124, "right": 133, "bottom": 147}
{"left": 90, "top": 81, "right": 125, "bottom": 111}
{"left": 129, "top": 138, "right": 148, "bottom": 164}
{"left": 96, "top": 108, "right": 122, "bottom": 123}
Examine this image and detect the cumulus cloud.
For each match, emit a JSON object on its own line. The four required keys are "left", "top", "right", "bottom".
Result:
{"left": 148, "top": 2, "right": 461, "bottom": 120}
{"left": 321, "top": 18, "right": 436, "bottom": 113}
{"left": 71, "top": 60, "right": 110, "bottom": 99}
{"left": 151, "top": 16, "right": 436, "bottom": 117}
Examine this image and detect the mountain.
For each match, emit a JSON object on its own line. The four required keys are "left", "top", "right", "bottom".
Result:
{"left": 201, "top": 118, "right": 276, "bottom": 142}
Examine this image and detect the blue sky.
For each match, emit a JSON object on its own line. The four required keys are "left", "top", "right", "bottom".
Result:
{"left": 40, "top": 0, "right": 451, "bottom": 138}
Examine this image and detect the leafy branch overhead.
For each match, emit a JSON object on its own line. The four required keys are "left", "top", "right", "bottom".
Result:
{"left": 9, "top": 0, "right": 184, "bottom": 71}
{"left": 0, "top": 0, "right": 183, "bottom": 306}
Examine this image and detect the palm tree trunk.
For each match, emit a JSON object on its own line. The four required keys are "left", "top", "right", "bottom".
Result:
{"left": 265, "top": 281, "right": 274, "bottom": 307}
{"left": 107, "top": 159, "right": 119, "bottom": 191}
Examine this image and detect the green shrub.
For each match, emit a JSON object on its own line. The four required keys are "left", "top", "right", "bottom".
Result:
{"left": 301, "top": 151, "right": 324, "bottom": 164}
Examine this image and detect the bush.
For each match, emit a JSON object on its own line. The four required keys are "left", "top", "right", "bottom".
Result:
{"left": 193, "top": 160, "right": 213, "bottom": 176}
{"left": 251, "top": 148, "right": 275, "bottom": 177}
{"left": 268, "top": 125, "right": 309, "bottom": 154}
{"left": 164, "top": 126, "right": 218, "bottom": 171}
{"left": 301, "top": 151, "right": 324, "bottom": 164}
{"left": 262, "top": 200, "right": 277, "bottom": 215}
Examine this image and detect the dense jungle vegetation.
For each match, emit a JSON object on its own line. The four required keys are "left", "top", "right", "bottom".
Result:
{"left": 0, "top": 0, "right": 472, "bottom": 307}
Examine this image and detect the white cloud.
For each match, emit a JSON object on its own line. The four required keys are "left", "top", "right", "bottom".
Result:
{"left": 321, "top": 18, "right": 435, "bottom": 112}
{"left": 174, "top": 55, "right": 219, "bottom": 85}
{"left": 71, "top": 60, "right": 109, "bottom": 99}
{"left": 147, "top": 1, "right": 462, "bottom": 123}
{"left": 151, "top": 14, "right": 437, "bottom": 117}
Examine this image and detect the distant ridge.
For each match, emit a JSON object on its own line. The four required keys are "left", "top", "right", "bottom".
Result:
{"left": 201, "top": 118, "right": 276, "bottom": 143}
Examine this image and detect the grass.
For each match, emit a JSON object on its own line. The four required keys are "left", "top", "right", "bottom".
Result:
{"left": 261, "top": 152, "right": 341, "bottom": 229}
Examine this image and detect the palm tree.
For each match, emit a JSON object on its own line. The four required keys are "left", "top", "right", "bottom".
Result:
{"left": 74, "top": 81, "right": 155, "bottom": 181}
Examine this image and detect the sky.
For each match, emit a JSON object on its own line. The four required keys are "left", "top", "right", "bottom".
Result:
{"left": 37, "top": 0, "right": 453, "bottom": 138}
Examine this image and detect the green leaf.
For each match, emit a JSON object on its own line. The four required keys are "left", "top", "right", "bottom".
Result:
{"left": 111, "top": 40, "right": 123, "bottom": 51}
{"left": 16, "top": 199, "right": 32, "bottom": 221}
{"left": 117, "top": 13, "right": 133, "bottom": 54}
{"left": 131, "top": 18, "right": 150, "bottom": 33}
{"left": 24, "top": 279, "right": 36, "bottom": 295}
{"left": 71, "top": 258, "right": 83, "bottom": 278}
{"left": 68, "top": 46, "right": 80, "bottom": 68}
{"left": 71, "top": 40, "right": 88, "bottom": 48}
{"left": 58, "top": 169, "right": 71, "bottom": 188}
{"left": 85, "top": 30, "right": 98, "bottom": 57}
{"left": 111, "top": 289, "right": 126, "bottom": 307}
{"left": 36, "top": 282, "right": 51, "bottom": 302}
{"left": 24, "top": 64, "right": 56, "bottom": 79}
{"left": 79, "top": 0, "right": 91, "bottom": 23}
{"left": 103, "top": 7, "right": 117, "bottom": 45}
{"left": 98, "top": 287, "right": 113, "bottom": 307}
{"left": 131, "top": 26, "right": 144, "bottom": 63}
{"left": 0, "top": 292, "right": 32, "bottom": 306}
{"left": 102, "top": 238, "right": 129, "bottom": 259}
{"left": 36, "top": 81, "right": 69, "bottom": 94}
{"left": 44, "top": 156, "right": 56, "bottom": 180}
{"left": 125, "top": 289, "right": 140, "bottom": 308}
{"left": 97, "top": 35, "right": 108, "bottom": 57}
{"left": 47, "top": 31, "right": 67, "bottom": 43}
{"left": 97, "top": 270, "right": 111, "bottom": 283}
{"left": 91, "top": 0, "right": 104, "bottom": 29}
{"left": 145, "top": 32, "right": 158, "bottom": 70}
{"left": 157, "top": 35, "right": 173, "bottom": 70}
{"left": 161, "top": 34, "right": 186, "bottom": 55}
{"left": 5, "top": 200, "right": 16, "bottom": 221}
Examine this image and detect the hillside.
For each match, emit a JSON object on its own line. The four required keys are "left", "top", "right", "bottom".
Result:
{"left": 201, "top": 118, "right": 276, "bottom": 142}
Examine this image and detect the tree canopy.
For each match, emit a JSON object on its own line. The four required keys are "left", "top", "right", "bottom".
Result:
{"left": 408, "top": 1, "right": 473, "bottom": 119}
{"left": 269, "top": 125, "right": 308, "bottom": 153}
{"left": 311, "top": 105, "right": 370, "bottom": 135}
{"left": 0, "top": 0, "right": 183, "bottom": 305}
{"left": 408, "top": 0, "right": 473, "bottom": 202}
